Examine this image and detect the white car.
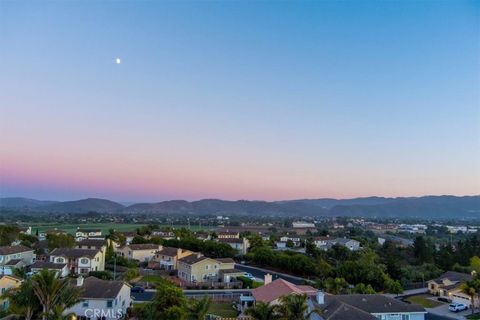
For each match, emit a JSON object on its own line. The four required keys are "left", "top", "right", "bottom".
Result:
{"left": 243, "top": 272, "right": 255, "bottom": 280}
{"left": 448, "top": 303, "right": 468, "bottom": 312}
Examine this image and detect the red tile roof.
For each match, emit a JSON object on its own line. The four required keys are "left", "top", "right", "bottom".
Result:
{"left": 252, "top": 278, "right": 317, "bottom": 303}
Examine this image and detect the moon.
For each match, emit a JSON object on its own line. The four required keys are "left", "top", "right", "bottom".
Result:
{"left": 116, "top": 58, "right": 121, "bottom": 64}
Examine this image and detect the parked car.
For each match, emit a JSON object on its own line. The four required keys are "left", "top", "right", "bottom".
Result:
{"left": 437, "top": 297, "right": 450, "bottom": 303}
{"left": 131, "top": 286, "right": 145, "bottom": 293}
{"left": 243, "top": 273, "right": 255, "bottom": 280}
{"left": 448, "top": 303, "right": 468, "bottom": 312}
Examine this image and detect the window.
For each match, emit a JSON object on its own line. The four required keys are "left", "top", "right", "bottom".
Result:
{"left": 82, "top": 300, "right": 89, "bottom": 307}
{"left": 106, "top": 300, "right": 113, "bottom": 308}
{"left": 80, "top": 258, "right": 89, "bottom": 264}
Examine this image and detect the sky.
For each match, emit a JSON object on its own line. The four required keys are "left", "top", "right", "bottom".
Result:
{"left": 0, "top": 1, "right": 479, "bottom": 202}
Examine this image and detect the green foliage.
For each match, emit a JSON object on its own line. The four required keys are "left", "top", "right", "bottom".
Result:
{"left": 88, "top": 270, "right": 113, "bottom": 280}
{"left": 163, "top": 237, "right": 236, "bottom": 258}
{"left": 124, "top": 268, "right": 140, "bottom": 281}
{"left": 245, "top": 247, "right": 319, "bottom": 277}
{"left": 1, "top": 279, "right": 40, "bottom": 320}
{"left": 470, "top": 256, "right": 480, "bottom": 274}
{"left": 353, "top": 283, "right": 376, "bottom": 294}
{"left": 141, "top": 279, "right": 188, "bottom": 320}
{"left": 237, "top": 276, "right": 263, "bottom": 289}
{"left": 187, "top": 296, "right": 211, "bottom": 320}
{"left": 246, "top": 302, "right": 277, "bottom": 320}
{"left": 46, "top": 233, "right": 75, "bottom": 251}
{"left": 0, "top": 225, "right": 20, "bottom": 246}
{"left": 324, "top": 277, "right": 349, "bottom": 294}
{"left": 31, "top": 269, "right": 81, "bottom": 320}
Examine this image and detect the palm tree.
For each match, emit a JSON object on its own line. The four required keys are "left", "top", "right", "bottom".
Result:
{"left": 32, "top": 269, "right": 81, "bottom": 320}
{"left": 461, "top": 280, "right": 478, "bottom": 315}
{"left": 245, "top": 301, "right": 278, "bottom": 320}
{"left": 277, "top": 294, "right": 321, "bottom": 320}
{"left": 187, "top": 296, "right": 211, "bottom": 320}
{"left": 1, "top": 279, "right": 40, "bottom": 320}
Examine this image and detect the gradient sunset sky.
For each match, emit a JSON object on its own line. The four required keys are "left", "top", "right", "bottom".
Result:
{"left": 0, "top": 1, "right": 479, "bottom": 202}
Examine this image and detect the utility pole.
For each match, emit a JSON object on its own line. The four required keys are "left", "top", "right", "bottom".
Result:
{"left": 113, "top": 256, "right": 117, "bottom": 280}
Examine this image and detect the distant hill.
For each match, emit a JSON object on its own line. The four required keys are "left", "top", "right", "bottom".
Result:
{"left": 0, "top": 197, "right": 58, "bottom": 208}
{"left": 1, "top": 195, "right": 479, "bottom": 218}
{"left": 42, "top": 198, "right": 125, "bottom": 213}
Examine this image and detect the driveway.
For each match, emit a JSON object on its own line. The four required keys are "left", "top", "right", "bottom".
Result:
{"left": 426, "top": 303, "right": 470, "bottom": 320}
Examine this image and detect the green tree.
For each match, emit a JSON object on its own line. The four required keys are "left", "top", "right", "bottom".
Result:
{"left": 470, "top": 256, "right": 480, "bottom": 274}
{"left": 1, "top": 279, "right": 40, "bottom": 320}
{"left": 413, "top": 236, "right": 434, "bottom": 264}
{"left": 187, "top": 296, "right": 211, "bottom": 320}
{"left": 246, "top": 302, "right": 278, "bottom": 320}
{"left": 32, "top": 269, "right": 81, "bottom": 320}
{"left": 461, "top": 280, "right": 478, "bottom": 315}
{"left": 106, "top": 241, "right": 115, "bottom": 261}
{"left": 325, "top": 277, "right": 349, "bottom": 294}
{"left": 142, "top": 279, "right": 188, "bottom": 320}
{"left": 277, "top": 294, "right": 320, "bottom": 320}
{"left": 46, "top": 233, "right": 75, "bottom": 251}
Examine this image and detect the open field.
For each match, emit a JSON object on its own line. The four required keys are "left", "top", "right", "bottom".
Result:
{"left": 22, "top": 223, "right": 209, "bottom": 235}
{"left": 405, "top": 295, "right": 444, "bottom": 308}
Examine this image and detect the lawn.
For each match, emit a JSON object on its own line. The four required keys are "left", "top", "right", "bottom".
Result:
{"left": 466, "top": 314, "right": 480, "bottom": 320}
{"left": 208, "top": 303, "right": 238, "bottom": 318}
{"left": 405, "top": 294, "right": 444, "bottom": 308}
{"left": 141, "top": 275, "right": 166, "bottom": 284}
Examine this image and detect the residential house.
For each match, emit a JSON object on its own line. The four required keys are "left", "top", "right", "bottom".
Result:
{"left": 218, "top": 238, "right": 250, "bottom": 255}
{"left": 279, "top": 236, "right": 301, "bottom": 247}
{"left": 18, "top": 226, "right": 32, "bottom": 235}
{"left": 250, "top": 276, "right": 317, "bottom": 306}
{"left": 217, "top": 231, "right": 240, "bottom": 239}
{"left": 0, "top": 245, "right": 35, "bottom": 268}
{"left": 76, "top": 239, "right": 107, "bottom": 271}
{"left": 75, "top": 228, "right": 102, "bottom": 241}
{"left": 313, "top": 236, "right": 331, "bottom": 248}
{"left": 49, "top": 248, "right": 104, "bottom": 274}
{"left": 217, "top": 258, "right": 244, "bottom": 283}
{"left": 147, "top": 247, "right": 193, "bottom": 270}
{"left": 118, "top": 231, "right": 137, "bottom": 245}
{"left": 178, "top": 254, "right": 221, "bottom": 283}
{"left": 247, "top": 277, "right": 427, "bottom": 320}
{"left": 64, "top": 276, "right": 131, "bottom": 320}
{"left": 151, "top": 230, "right": 175, "bottom": 240}
{"left": 312, "top": 293, "right": 427, "bottom": 320}
{"left": 177, "top": 254, "right": 240, "bottom": 284}
{"left": 116, "top": 243, "right": 160, "bottom": 262}
{"left": 0, "top": 275, "right": 23, "bottom": 312}
{"left": 30, "top": 261, "right": 69, "bottom": 278}
{"left": 427, "top": 271, "right": 477, "bottom": 308}
{"left": 38, "top": 228, "right": 67, "bottom": 241}
{"left": 332, "top": 238, "right": 361, "bottom": 251}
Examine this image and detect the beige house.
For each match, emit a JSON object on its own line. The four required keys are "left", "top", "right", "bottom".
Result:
{"left": 428, "top": 271, "right": 477, "bottom": 308}
{"left": 49, "top": 248, "right": 104, "bottom": 275}
{"left": 147, "top": 247, "right": 192, "bottom": 270}
{"left": 177, "top": 254, "right": 243, "bottom": 284}
{"left": 0, "top": 275, "right": 23, "bottom": 311}
{"left": 116, "top": 243, "right": 161, "bottom": 262}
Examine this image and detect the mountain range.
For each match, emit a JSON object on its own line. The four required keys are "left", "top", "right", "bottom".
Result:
{"left": 0, "top": 195, "right": 479, "bottom": 219}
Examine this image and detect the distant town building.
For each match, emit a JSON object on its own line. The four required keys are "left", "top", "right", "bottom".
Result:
{"left": 292, "top": 221, "right": 315, "bottom": 228}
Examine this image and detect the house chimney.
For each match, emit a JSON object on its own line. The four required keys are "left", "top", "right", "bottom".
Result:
{"left": 264, "top": 273, "right": 272, "bottom": 285}
{"left": 177, "top": 248, "right": 182, "bottom": 257}
{"left": 316, "top": 291, "right": 325, "bottom": 305}
{"left": 76, "top": 275, "right": 84, "bottom": 287}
